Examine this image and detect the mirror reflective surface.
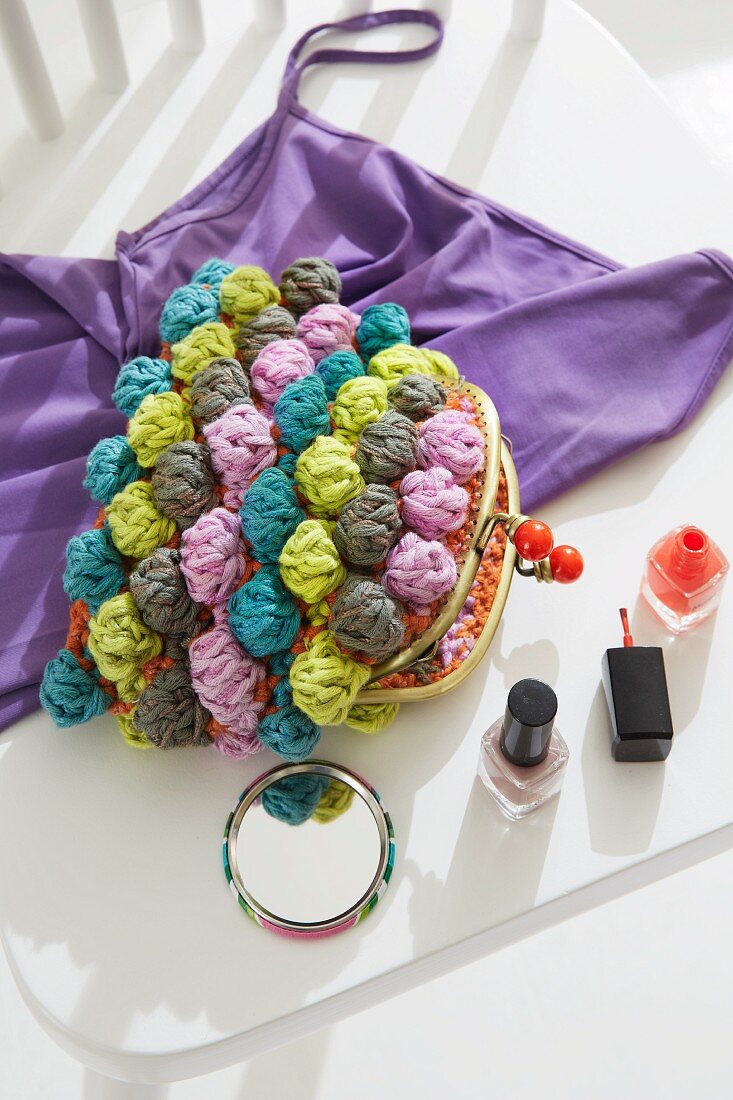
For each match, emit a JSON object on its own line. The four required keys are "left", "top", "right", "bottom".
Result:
{"left": 224, "top": 762, "right": 394, "bottom": 937}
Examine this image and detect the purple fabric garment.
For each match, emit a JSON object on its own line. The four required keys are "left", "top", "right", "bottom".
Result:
{"left": 1, "top": 9, "right": 732, "bottom": 732}
{"left": 0, "top": 255, "right": 126, "bottom": 729}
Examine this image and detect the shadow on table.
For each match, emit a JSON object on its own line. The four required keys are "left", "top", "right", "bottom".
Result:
{"left": 445, "top": 30, "right": 537, "bottom": 191}
{"left": 82, "top": 1068, "right": 166, "bottom": 1099}
{"left": 82, "top": 1024, "right": 333, "bottom": 1099}
{"left": 405, "top": 777, "right": 559, "bottom": 959}
{"left": 581, "top": 682, "right": 664, "bottom": 856}
{"left": 296, "top": 14, "right": 441, "bottom": 153}
{"left": 581, "top": 591, "right": 716, "bottom": 856}
{"left": 235, "top": 1023, "right": 331, "bottom": 1100}
{"left": 0, "top": 643, "right": 487, "bottom": 1093}
{"left": 2, "top": 45, "right": 191, "bottom": 255}
{"left": 116, "top": 23, "right": 273, "bottom": 243}
{"left": 490, "top": 621, "right": 560, "bottom": 693}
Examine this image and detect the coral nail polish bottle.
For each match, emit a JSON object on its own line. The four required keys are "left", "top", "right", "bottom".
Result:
{"left": 478, "top": 679, "right": 568, "bottom": 820}
{"left": 641, "top": 525, "right": 728, "bottom": 633}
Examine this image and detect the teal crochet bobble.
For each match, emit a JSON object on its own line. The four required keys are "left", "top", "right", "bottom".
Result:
{"left": 191, "top": 257, "right": 235, "bottom": 293}
{"left": 227, "top": 565, "right": 300, "bottom": 657}
{"left": 39, "top": 649, "right": 109, "bottom": 727}
{"left": 84, "top": 435, "right": 143, "bottom": 505}
{"left": 113, "top": 356, "right": 173, "bottom": 417}
{"left": 356, "top": 303, "right": 410, "bottom": 360}
{"left": 257, "top": 682, "right": 321, "bottom": 761}
{"left": 269, "top": 650, "right": 295, "bottom": 676}
{"left": 277, "top": 453, "right": 298, "bottom": 476}
{"left": 159, "top": 283, "right": 220, "bottom": 345}
{"left": 63, "top": 526, "right": 127, "bottom": 612}
{"left": 261, "top": 771, "right": 330, "bottom": 825}
{"left": 272, "top": 678, "right": 294, "bottom": 708}
{"left": 241, "top": 467, "right": 304, "bottom": 563}
{"left": 274, "top": 374, "right": 331, "bottom": 453}
{"left": 316, "top": 349, "right": 364, "bottom": 400}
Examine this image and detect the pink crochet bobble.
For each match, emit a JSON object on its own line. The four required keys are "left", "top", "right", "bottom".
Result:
{"left": 250, "top": 338, "right": 314, "bottom": 409}
{"left": 204, "top": 404, "right": 276, "bottom": 507}
{"left": 400, "top": 466, "right": 469, "bottom": 540}
{"left": 189, "top": 619, "right": 266, "bottom": 736}
{"left": 180, "top": 506, "right": 246, "bottom": 605}
{"left": 296, "top": 303, "right": 360, "bottom": 363}
{"left": 213, "top": 725, "right": 263, "bottom": 759}
{"left": 417, "top": 409, "right": 485, "bottom": 484}
{"left": 382, "top": 531, "right": 457, "bottom": 613}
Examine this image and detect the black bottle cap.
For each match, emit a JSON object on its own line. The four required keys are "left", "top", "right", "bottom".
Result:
{"left": 602, "top": 646, "right": 674, "bottom": 762}
{"left": 500, "top": 678, "right": 558, "bottom": 767}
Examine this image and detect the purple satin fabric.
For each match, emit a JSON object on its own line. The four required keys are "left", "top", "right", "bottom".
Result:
{"left": 1, "top": 9, "right": 732, "bottom": 731}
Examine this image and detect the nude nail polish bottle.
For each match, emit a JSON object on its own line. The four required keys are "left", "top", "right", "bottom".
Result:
{"left": 478, "top": 679, "right": 568, "bottom": 820}
{"left": 641, "top": 524, "right": 728, "bottom": 633}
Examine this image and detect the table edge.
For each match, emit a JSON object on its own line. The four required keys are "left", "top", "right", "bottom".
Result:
{"left": 4, "top": 822, "right": 731, "bottom": 1085}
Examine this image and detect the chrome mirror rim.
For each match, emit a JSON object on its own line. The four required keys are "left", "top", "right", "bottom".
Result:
{"left": 223, "top": 760, "right": 394, "bottom": 936}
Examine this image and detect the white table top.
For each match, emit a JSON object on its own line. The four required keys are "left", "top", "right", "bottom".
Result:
{"left": 1, "top": 0, "right": 732, "bottom": 1084}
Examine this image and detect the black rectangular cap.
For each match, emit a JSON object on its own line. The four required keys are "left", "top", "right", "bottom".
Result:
{"left": 601, "top": 646, "right": 674, "bottom": 762}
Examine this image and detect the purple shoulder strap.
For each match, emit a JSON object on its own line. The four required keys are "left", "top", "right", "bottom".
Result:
{"left": 279, "top": 8, "right": 444, "bottom": 105}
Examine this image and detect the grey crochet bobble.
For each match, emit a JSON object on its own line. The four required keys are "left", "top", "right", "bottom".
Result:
{"left": 279, "top": 257, "right": 342, "bottom": 316}
{"left": 237, "top": 305, "right": 297, "bottom": 368}
{"left": 188, "top": 357, "right": 251, "bottom": 425}
{"left": 151, "top": 440, "right": 218, "bottom": 529}
{"left": 333, "top": 484, "right": 402, "bottom": 568}
{"left": 355, "top": 409, "right": 418, "bottom": 483}
{"left": 134, "top": 664, "right": 211, "bottom": 748}
{"left": 129, "top": 547, "right": 202, "bottom": 640}
{"left": 388, "top": 374, "right": 446, "bottom": 421}
{"left": 330, "top": 575, "right": 405, "bottom": 661}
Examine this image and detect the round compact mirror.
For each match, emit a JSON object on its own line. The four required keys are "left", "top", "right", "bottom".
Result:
{"left": 224, "top": 761, "right": 395, "bottom": 938}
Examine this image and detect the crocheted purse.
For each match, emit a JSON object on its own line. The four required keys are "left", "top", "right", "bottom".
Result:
{"left": 41, "top": 256, "right": 582, "bottom": 759}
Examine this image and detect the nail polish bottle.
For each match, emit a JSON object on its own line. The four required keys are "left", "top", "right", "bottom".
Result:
{"left": 478, "top": 679, "right": 568, "bottom": 820}
{"left": 602, "top": 609, "right": 674, "bottom": 762}
{"left": 641, "top": 524, "right": 728, "bottom": 633}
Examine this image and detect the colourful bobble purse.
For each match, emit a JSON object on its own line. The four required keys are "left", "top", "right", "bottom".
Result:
{"left": 41, "top": 256, "right": 582, "bottom": 759}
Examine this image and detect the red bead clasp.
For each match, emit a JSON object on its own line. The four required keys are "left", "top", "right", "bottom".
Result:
{"left": 510, "top": 517, "right": 583, "bottom": 584}
{"left": 549, "top": 545, "right": 584, "bottom": 584}
{"left": 513, "top": 520, "right": 554, "bottom": 562}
